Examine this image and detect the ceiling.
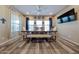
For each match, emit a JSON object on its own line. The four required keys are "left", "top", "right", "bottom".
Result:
{"left": 12, "top": 5, "right": 69, "bottom": 16}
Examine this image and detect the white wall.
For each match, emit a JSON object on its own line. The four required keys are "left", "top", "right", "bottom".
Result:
{"left": 0, "top": 6, "right": 25, "bottom": 43}
{"left": 57, "top": 21, "right": 79, "bottom": 43}
{"left": 0, "top": 6, "right": 11, "bottom": 43}
{"left": 56, "top": 5, "right": 79, "bottom": 44}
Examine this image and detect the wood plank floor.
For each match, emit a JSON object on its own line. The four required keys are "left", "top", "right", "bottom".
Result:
{"left": 0, "top": 37, "right": 79, "bottom": 54}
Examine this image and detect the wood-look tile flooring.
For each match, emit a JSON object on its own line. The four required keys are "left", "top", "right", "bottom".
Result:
{"left": 0, "top": 37, "right": 79, "bottom": 54}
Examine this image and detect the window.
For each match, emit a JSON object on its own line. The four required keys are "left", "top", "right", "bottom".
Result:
{"left": 28, "top": 20, "right": 34, "bottom": 31}
{"left": 44, "top": 20, "right": 50, "bottom": 31}
{"left": 69, "top": 15, "right": 75, "bottom": 21}
{"left": 57, "top": 19, "right": 61, "bottom": 23}
{"left": 11, "top": 12, "right": 22, "bottom": 32}
{"left": 62, "top": 16, "right": 68, "bottom": 22}
{"left": 36, "top": 20, "right": 42, "bottom": 31}
{"left": 36, "top": 20, "right": 42, "bottom": 27}
{"left": 57, "top": 9, "right": 76, "bottom": 24}
{"left": 28, "top": 20, "right": 50, "bottom": 31}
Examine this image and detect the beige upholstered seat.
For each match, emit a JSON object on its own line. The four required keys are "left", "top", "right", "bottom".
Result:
{"left": 27, "top": 34, "right": 52, "bottom": 38}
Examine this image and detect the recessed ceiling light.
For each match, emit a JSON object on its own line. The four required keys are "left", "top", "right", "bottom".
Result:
{"left": 26, "top": 12, "right": 30, "bottom": 15}
{"left": 49, "top": 13, "right": 53, "bottom": 15}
